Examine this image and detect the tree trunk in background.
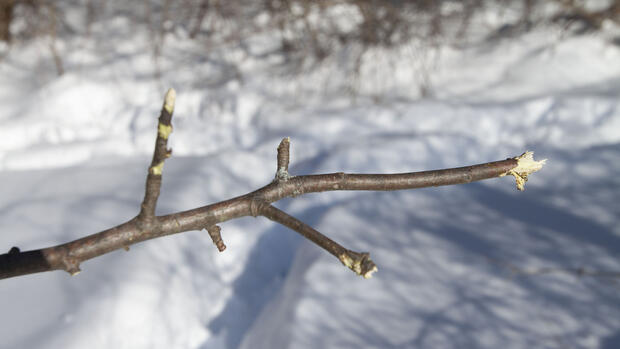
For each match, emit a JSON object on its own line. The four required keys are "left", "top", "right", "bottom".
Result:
{"left": 0, "top": 0, "right": 14, "bottom": 43}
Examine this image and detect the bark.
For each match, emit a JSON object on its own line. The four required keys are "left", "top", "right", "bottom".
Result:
{"left": 0, "top": 90, "right": 546, "bottom": 280}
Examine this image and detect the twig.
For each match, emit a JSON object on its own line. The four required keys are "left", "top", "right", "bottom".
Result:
{"left": 491, "top": 259, "right": 620, "bottom": 281}
{"left": 137, "top": 88, "right": 175, "bottom": 225}
{"left": 260, "top": 204, "right": 377, "bottom": 278}
{"left": 0, "top": 90, "right": 546, "bottom": 280}
{"left": 206, "top": 225, "right": 226, "bottom": 252}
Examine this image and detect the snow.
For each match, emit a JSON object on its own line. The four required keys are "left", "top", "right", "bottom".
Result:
{"left": 1, "top": 4, "right": 620, "bottom": 349}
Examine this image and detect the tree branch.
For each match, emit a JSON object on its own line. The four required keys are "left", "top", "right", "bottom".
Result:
{"left": 0, "top": 91, "right": 546, "bottom": 280}
{"left": 260, "top": 203, "right": 377, "bottom": 278}
{"left": 137, "top": 88, "right": 175, "bottom": 225}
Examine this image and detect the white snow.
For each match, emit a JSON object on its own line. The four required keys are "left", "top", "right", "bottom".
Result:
{"left": 1, "top": 4, "right": 620, "bottom": 349}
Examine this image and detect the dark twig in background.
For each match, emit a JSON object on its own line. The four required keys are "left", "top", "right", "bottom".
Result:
{"left": 0, "top": 90, "right": 546, "bottom": 280}
{"left": 490, "top": 258, "right": 620, "bottom": 282}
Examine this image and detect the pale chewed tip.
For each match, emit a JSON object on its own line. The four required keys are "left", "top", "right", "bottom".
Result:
{"left": 339, "top": 251, "right": 378, "bottom": 279}
{"left": 509, "top": 151, "right": 547, "bottom": 191}
{"left": 164, "top": 88, "right": 176, "bottom": 114}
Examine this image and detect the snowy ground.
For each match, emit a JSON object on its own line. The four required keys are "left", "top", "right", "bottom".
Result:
{"left": 1, "top": 5, "right": 620, "bottom": 349}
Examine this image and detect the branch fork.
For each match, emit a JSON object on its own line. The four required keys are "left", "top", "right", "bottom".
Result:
{"left": 0, "top": 90, "right": 547, "bottom": 280}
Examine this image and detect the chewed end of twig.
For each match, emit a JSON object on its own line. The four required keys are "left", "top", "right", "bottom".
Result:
{"left": 164, "top": 88, "right": 176, "bottom": 114}
{"left": 363, "top": 264, "right": 378, "bottom": 279}
{"left": 150, "top": 161, "right": 165, "bottom": 175}
{"left": 339, "top": 251, "right": 378, "bottom": 279}
{"left": 508, "top": 151, "right": 547, "bottom": 191}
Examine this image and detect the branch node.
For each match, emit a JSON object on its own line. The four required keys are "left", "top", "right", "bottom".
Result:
{"left": 206, "top": 225, "right": 226, "bottom": 252}
{"left": 339, "top": 250, "right": 378, "bottom": 279}
{"left": 276, "top": 137, "right": 291, "bottom": 181}
{"left": 250, "top": 196, "right": 268, "bottom": 217}
{"left": 505, "top": 151, "right": 547, "bottom": 191}
{"left": 63, "top": 257, "right": 81, "bottom": 276}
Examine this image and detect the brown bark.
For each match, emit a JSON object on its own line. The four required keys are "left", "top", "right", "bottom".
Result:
{"left": 0, "top": 0, "right": 14, "bottom": 43}
{"left": 0, "top": 90, "right": 545, "bottom": 280}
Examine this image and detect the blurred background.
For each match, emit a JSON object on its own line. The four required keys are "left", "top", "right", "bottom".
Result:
{"left": 0, "top": 1, "right": 619, "bottom": 348}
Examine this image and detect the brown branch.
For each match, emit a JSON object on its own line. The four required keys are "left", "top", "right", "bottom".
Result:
{"left": 137, "top": 88, "right": 175, "bottom": 225}
{"left": 260, "top": 204, "right": 377, "bottom": 278}
{"left": 206, "top": 225, "right": 226, "bottom": 252}
{"left": 0, "top": 90, "right": 546, "bottom": 280}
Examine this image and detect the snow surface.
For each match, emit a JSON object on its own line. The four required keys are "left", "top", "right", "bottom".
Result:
{"left": 1, "top": 6, "right": 620, "bottom": 349}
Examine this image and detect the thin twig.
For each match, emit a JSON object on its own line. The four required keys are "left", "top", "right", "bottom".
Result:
{"left": 260, "top": 204, "right": 377, "bottom": 278}
{"left": 0, "top": 90, "right": 546, "bottom": 280}
{"left": 206, "top": 225, "right": 226, "bottom": 252}
{"left": 137, "top": 88, "right": 176, "bottom": 224}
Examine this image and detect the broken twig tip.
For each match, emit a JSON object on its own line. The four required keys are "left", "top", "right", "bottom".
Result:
{"left": 339, "top": 251, "right": 378, "bottom": 279}
{"left": 164, "top": 88, "right": 176, "bottom": 114}
{"left": 508, "top": 151, "right": 547, "bottom": 191}
{"left": 206, "top": 225, "right": 226, "bottom": 252}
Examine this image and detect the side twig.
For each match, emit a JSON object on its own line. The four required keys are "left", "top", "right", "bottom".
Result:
{"left": 260, "top": 203, "right": 377, "bottom": 278}
{"left": 0, "top": 90, "right": 547, "bottom": 280}
{"left": 276, "top": 136, "right": 291, "bottom": 181}
{"left": 137, "top": 88, "right": 175, "bottom": 225}
{"left": 206, "top": 225, "right": 226, "bottom": 252}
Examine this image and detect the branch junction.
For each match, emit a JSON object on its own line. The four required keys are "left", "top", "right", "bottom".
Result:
{"left": 0, "top": 90, "right": 546, "bottom": 280}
